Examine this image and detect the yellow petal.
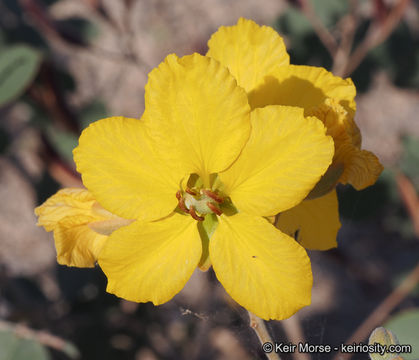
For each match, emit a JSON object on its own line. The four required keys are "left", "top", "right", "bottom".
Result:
{"left": 34, "top": 188, "right": 120, "bottom": 268}
{"left": 55, "top": 216, "right": 107, "bottom": 267}
{"left": 210, "top": 213, "right": 312, "bottom": 320}
{"left": 98, "top": 213, "right": 202, "bottom": 305}
{"left": 306, "top": 98, "right": 383, "bottom": 190}
{"left": 276, "top": 190, "right": 341, "bottom": 250}
{"left": 249, "top": 65, "right": 356, "bottom": 114}
{"left": 337, "top": 144, "right": 384, "bottom": 190}
{"left": 73, "top": 117, "right": 184, "bottom": 221}
{"left": 219, "top": 106, "right": 334, "bottom": 216}
{"left": 35, "top": 188, "right": 96, "bottom": 231}
{"left": 144, "top": 53, "right": 251, "bottom": 183}
{"left": 207, "top": 18, "right": 289, "bottom": 93}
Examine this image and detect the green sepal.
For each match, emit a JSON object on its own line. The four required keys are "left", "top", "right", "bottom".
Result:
{"left": 197, "top": 213, "right": 218, "bottom": 271}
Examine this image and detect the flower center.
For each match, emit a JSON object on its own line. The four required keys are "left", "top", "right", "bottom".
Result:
{"left": 176, "top": 187, "right": 224, "bottom": 221}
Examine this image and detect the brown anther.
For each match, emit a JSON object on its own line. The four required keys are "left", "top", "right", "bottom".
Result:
{"left": 178, "top": 197, "right": 189, "bottom": 213}
{"left": 176, "top": 191, "right": 182, "bottom": 200}
{"left": 207, "top": 202, "right": 223, "bottom": 216}
{"left": 202, "top": 189, "right": 223, "bottom": 203}
{"left": 185, "top": 187, "right": 197, "bottom": 195}
{"left": 189, "top": 206, "right": 205, "bottom": 221}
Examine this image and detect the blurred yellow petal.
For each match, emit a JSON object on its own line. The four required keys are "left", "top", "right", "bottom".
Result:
{"left": 98, "top": 213, "right": 201, "bottom": 305}
{"left": 210, "top": 213, "right": 312, "bottom": 320}
{"left": 249, "top": 65, "right": 356, "bottom": 114}
{"left": 74, "top": 117, "right": 184, "bottom": 221}
{"left": 35, "top": 188, "right": 129, "bottom": 267}
{"left": 219, "top": 106, "right": 334, "bottom": 216}
{"left": 144, "top": 53, "right": 250, "bottom": 183}
{"left": 337, "top": 144, "right": 384, "bottom": 190}
{"left": 207, "top": 18, "right": 289, "bottom": 93}
{"left": 35, "top": 188, "right": 95, "bottom": 231}
{"left": 55, "top": 216, "right": 107, "bottom": 267}
{"left": 276, "top": 190, "right": 340, "bottom": 250}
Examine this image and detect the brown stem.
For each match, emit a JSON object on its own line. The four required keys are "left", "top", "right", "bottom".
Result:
{"left": 248, "top": 311, "right": 281, "bottom": 360}
{"left": 396, "top": 173, "right": 419, "bottom": 236}
{"left": 281, "top": 315, "right": 311, "bottom": 360}
{"left": 333, "top": 262, "right": 419, "bottom": 360}
{"left": 341, "top": 0, "right": 410, "bottom": 76}
{"left": 298, "top": 0, "right": 338, "bottom": 57}
{"left": 332, "top": 0, "right": 359, "bottom": 76}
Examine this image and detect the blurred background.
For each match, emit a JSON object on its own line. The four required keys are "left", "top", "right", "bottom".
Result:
{"left": 0, "top": 0, "right": 418, "bottom": 359}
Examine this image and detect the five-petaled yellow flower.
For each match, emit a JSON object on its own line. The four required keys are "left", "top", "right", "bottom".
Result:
{"left": 35, "top": 18, "right": 382, "bottom": 321}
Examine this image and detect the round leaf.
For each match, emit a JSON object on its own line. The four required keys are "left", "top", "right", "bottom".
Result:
{"left": 0, "top": 45, "right": 42, "bottom": 106}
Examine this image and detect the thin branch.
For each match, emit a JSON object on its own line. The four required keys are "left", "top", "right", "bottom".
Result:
{"left": 248, "top": 311, "right": 281, "bottom": 360}
{"left": 341, "top": 0, "right": 411, "bottom": 76}
{"left": 333, "top": 262, "right": 419, "bottom": 360}
{"left": 281, "top": 315, "right": 311, "bottom": 360}
{"left": 298, "top": 0, "right": 338, "bottom": 57}
{"left": 396, "top": 173, "right": 419, "bottom": 236}
{"left": 332, "top": 0, "right": 359, "bottom": 76}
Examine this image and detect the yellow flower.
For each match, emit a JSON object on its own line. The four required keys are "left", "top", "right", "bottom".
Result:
{"left": 35, "top": 188, "right": 133, "bottom": 267}
{"left": 36, "top": 53, "right": 334, "bottom": 320}
{"left": 207, "top": 18, "right": 383, "bottom": 250}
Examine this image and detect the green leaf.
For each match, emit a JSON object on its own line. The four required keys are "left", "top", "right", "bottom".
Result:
{"left": 311, "top": 0, "right": 348, "bottom": 28}
{"left": 384, "top": 309, "right": 419, "bottom": 360}
{"left": 46, "top": 126, "right": 78, "bottom": 163}
{"left": 0, "top": 329, "right": 50, "bottom": 360}
{"left": 0, "top": 45, "right": 42, "bottom": 106}
{"left": 277, "top": 8, "right": 312, "bottom": 37}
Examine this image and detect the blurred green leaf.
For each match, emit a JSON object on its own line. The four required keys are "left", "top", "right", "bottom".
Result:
{"left": 46, "top": 126, "right": 78, "bottom": 163}
{"left": 311, "top": 0, "right": 348, "bottom": 28}
{"left": 0, "top": 45, "right": 42, "bottom": 107}
{"left": 0, "top": 329, "right": 50, "bottom": 360}
{"left": 57, "top": 17, "right": 100, "bottom": 44}
{"left": 278, "top": 7, "right": 312, "bottom": 37}
{"left": 384, "top": 309, "right": 419, "bottom": 360}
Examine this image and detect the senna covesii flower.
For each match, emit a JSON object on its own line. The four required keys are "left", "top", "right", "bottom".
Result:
{"left": 207, "top": 18, "right": 383, "bottom": 250}
{"left": 36, "top": 52, "right": 335, "bottom": 320}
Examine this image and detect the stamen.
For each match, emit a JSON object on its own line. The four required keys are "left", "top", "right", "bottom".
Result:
{"left": 189, "top": 206, "right": 204, "bottom": 221}
{"left": 176, "top": 192, "right": 189, "bottom": 213}
{"left": 202, "top": 189, "right": 223, "bottom": 203}
{"left": 207, "top": 202, "right": 222, "bottom": 215}
{"left": 185, "top": 187, "right": 197, "bottom": 195}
